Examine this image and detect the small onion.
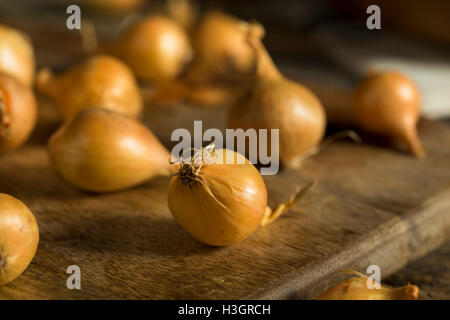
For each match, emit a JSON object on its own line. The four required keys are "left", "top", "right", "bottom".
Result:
{"left": 318, "top": 270, "right": 419, "bottom": 300}
{"left": 168, "top": 147, "right": 313, "bottom": 246}
{"left": 0, "top": 73, "right": 37, "bottom": 154}
{"left": 0, "top": 24, "right": 35, "bottom": 87}
{"left": 49, "top": 108, "right": 170, "bottom": 193}
{"left": 353, "top": 70, "right": 424, "bottom": 157}
{"left": 0, "top": 193, "right": 39, "bottom": 286}
{"left": 149, "top": 13, "right": 264, "bottom": 107}
{"left": 228, "top": 31, "right": 326, "bottom": 164}
{"left": 185, "top": 11, "right": 264, "bottom": 85}
{"left": 37, "top": 55, "right": 142, "bottom": 121}
{"left": 110, "top": 15, "right": 192, "bottom": 83}
{"left": 169, "top": 148, "right": 267, "bottom": 246}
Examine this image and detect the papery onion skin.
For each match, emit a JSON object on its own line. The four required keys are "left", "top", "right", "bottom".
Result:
{"left": 37, "top": 55, "right": 142, "bottom": 121}
{"left": 48, "top": 108, "right": 170, "bottom": 193}
{"left": 0, "top": 73, "right": 37, "bottom": 154}
{"left": 111, "top": 15, "right": 192, "bottom": 83}
{"left": 0, "top": 24, "right": 35, "bottom": 87}
{"left": 318, "top": 271, "right": 419, "bottom": 300}
{"left": 168, "top": 149, "right": 268, "bottom": 246}
{"left": 227, "top": 35, "right": 326, "bottom": 164}
{"left": 353, "top": 70, "right": 424, "bottom": 157}
{"left": 0, "top": 194, "right": 39, "bottom": 286}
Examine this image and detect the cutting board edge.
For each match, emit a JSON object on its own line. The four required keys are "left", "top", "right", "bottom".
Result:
{"left": 246, "top": 187, "right": 450, "bottom": 299}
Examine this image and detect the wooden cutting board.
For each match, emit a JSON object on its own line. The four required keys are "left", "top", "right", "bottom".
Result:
{"left": 0, "top": 1, "right": 450, "bottom": 300}
{"left": 0, "top": 98, "right": 449, "bottom": 299}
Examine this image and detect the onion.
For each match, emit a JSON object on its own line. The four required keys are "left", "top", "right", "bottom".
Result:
{"left": 308, "top": 70, "right": 424, "bottom": 157}
{"left": 109, "top": 15, "right": 192, "bottom": 83}
{"left": 227, "top": 31, "right": 326, "bottom": 164}
{"left": 0, "top": 24, "right": 35, "bottom": 87}
{"left": 0, "top": 73, "right": 37, "bottom": 154}
{"left": 0, "top": 193, "right": 39, "bottom": 286}
{"left": 37, "top": 54, "right": 142, "bottom": 121}
{"left": 168, "top": 147, "right": 313, "bottom": 246}
{"left": 354, "top": 70, "right": 424, "bottom": 157}
{"left": 148, "top": 12, "right": 264, "bottom": 107}
{"left": 318, "top": 270, "right": 419, "bottom": 300}
{"left": 48, "top": 108, "right": 170, "bottom": 193}
{"left": 186, "top": 11, "right": 264, "bottom": 85}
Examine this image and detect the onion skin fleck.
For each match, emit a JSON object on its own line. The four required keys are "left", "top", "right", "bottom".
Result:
{"left": 48, "top": 108, "right": 170, "bottom": 193}
{"left": 318, "top": 271, "right": 419, "bottom": 300}
{"left": 354, "top": 70, "right": 424, "bottom": 157}
{"left": 110, "top": 15, "right": 192, "bottom": 83}
{"left": 0, "top": 24, "right": 35, "bottom": 87}
{"left": 168, "top": 149, "right": 268, "bottom": 246}
{"left": 0, "top": 73, "right": 37, "bottom": 154}
{"left": 0, "top": 194, "right": 39, "bottom": 286}
{"left": 37, "top": 55, "right": 142, "bottom": 121}
{"left": 228, "top": 34, "right": 326, "bottom": 164}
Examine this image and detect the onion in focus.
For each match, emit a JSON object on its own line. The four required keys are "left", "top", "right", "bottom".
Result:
{"left": 168, "top": 147, "right": 314, "bottom": 246}
{"left": 48, "top": 108, "right": 170, "bottom": 193}
{"left": 168, "top": 148, "right": 268, "bottom": 246}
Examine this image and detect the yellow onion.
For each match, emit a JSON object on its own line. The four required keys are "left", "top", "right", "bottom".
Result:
{"left": 318, "top": 270, "right": 419, "bottom": 300}
{"left": 148, "top": 13, "right": 264, "bottom": 107}
{"left": 168, "top": 147, "right": 313, "bottom": 246}
{"left": 109, "top": 15, "right": 192, "bottom": 83}
{"left": 48, "top": 108, "right": 170, "bottom": 192}
{"left": 186, "top": 11, "right": 264, "bottom": 85}
{"left": 227, "top": 31, "right": 326, "bottom": 164}
{"left": 309, "top": 70, "right": 424, "bottom": 157}
{"left": 37, "top": 54, "right": 142, "bottom": 121}
{"left": 0, "top": 193, "right": 39, "bottom": 286}
{"left": 0, "top": 24, "right": 35, "bottom": 87}
{"left": 354, "top": 70, "right": 424, "bottom": 157}
{"left": 0, "top": 73, "right": 37, "bottom": 154}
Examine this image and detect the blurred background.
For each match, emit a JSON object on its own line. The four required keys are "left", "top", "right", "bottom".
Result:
{"left": 0, "top": 0, "right": 449, "bottom": 118}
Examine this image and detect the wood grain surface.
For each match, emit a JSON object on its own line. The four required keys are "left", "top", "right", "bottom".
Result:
{"left": 0, "top": 0, "right": 449, "bottom": 300}
{"left": 385, "top": 242, "right": 450, "bottom": 300}
{"left": 0, "top": 98, "right": 449, "bottom": 299}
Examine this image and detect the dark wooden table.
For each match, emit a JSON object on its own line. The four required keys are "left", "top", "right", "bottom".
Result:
{"left": 386, "top": 242, "right": 449, "bottom": 300}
